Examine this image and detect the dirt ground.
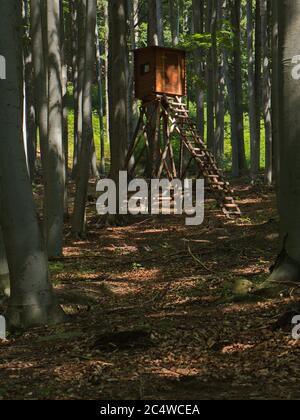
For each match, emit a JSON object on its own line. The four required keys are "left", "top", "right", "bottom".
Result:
{"left": 1, "top": 180, "right": 300, "bottom": 400}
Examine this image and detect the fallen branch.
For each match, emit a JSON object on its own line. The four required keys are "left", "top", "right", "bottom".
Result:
{"left": 187, "top": 245, "right": 216, "bottom": 274}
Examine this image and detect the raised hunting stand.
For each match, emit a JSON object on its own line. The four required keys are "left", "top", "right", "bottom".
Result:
{"left": 125, "top": 46, "right": 241, "bottom": 218}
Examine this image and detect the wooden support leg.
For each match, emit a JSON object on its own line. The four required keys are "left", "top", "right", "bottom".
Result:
{"left": 168, "top": 142, "right": 177, "bottom": 179}
{"left": 179, "top": 138, "right": 184, "bottom": 179}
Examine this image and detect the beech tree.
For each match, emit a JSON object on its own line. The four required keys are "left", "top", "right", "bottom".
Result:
{"left": 169, "top": 0, "right": 179, "bottom": 46}
{"left": 148, "top": 0, "right": 164, "bottom": 46}
{"left": 271, "top": 0, "right": 279, "bottom": 187}
{"left": 146, "top": 0, "right": 163, "bottom": 177}
{"left": 108, "top": 0, "right": 128, "bottom": 186}
{"left": 44, "top": 0, "right": 65, "bottom": 257}
{"left": 72, "top": 0, "right": 97, "bottom": 236}
{"left": 254, "top": 0, "right": 261, "bottom": 177}
{"left": 31, "top": 0, "right": 48, "bottom": 173}
{"left": 0, "top": 0, "right": 64, "bottom": 328}
{"left": 269, "top": 0, "right": 300, "bottom": 283}
{"left": 247, "top": 0, "right": 258, "bottom": 181}
{"left": 23, "top": 3, "right": 37, "bottom": 181}
{"left": 261, "top": 0, "right": 272, "bottom": 185}
{"left": 127, "top": 0, "right": 139, "bottom": 147}
{"left": 192, "top": 0, "right": 205, "bottom": 139}
{"left": 72, "top": 0, "right": 86, "bottom": 179}
{"left": 206, "top": 0, "right": 215, "bottom": 152}
{"left": 226, "top": 0, "right": 246, "bottom": 176}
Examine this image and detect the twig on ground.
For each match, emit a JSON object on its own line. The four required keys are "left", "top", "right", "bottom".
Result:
{"left": 187, "top": 245, "right": 216, "bottom": 274}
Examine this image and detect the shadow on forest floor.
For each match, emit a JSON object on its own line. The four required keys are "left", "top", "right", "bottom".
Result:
{"left": 1, "top": 179, "right": 300, "bottom": 400}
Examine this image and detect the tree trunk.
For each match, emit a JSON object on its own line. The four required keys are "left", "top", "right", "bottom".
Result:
{"left": 216, "top": 1, "right": 225, "bottom": 164}
{"left": 206, "top": 0, "right": 215, "bottom": 152}
{"left": 72, "top": 0, "right": 97, "bottom": 236}
{"left": 60, "top": 0, "right": 69, "bottom": 212}
{"left": 254, "top": 0, "right": 261, "bottom": 176}
{"left": 70, "top": 0, "right": 79, "bottom": 175}
{"left": 44, "top": 0, "right": 65, "bottom": 258}
{"left": 95, "top": 16, "right": 106, "bottom": 175}
{"left": 229, "top": 0, "right": 246, "bottom": 176}
{"left": 104, "top": 0, "right": 110, "bottom": 148}
{"left": 108, "top": 0, "right": 128, "bottom": 186}
{"left": 127, "top": 0, "right": 139, "bottom": 165}
{"left": 247, "top": 0, "right": 258, "bottom": 181}
{"left": 90, "top": 139, "right": 99, "bottom": 178}
{"left": 30, "top": 0, "right": 48, "bottom": 174}
{"left": 0, "top": 0, "right": 64, "bottom": 329}
{"left": 169, "top": 0, "right": 179, "bottom": 46}
{"left": 72, "top": 0, "right": 86, "bottom": 179}
{"left": 268, "top": 0, "right": 300, "bottom": 283}
{"left": 192, "top": 0, "right": 205, "bottom": 139}
{"left": 146, "top": 0, "right": 163, "bottom": 177}
{"left": 23, "top": 4, "right": 37, "bottom": 180}
{"left": 271, "top": 0, "right": 279, "bottom": 194}
{"left": 261, "top": 0, "right": 272, "bottom": 185}
{"left": 148, "top": 0, "right": 164, "bottom": 46}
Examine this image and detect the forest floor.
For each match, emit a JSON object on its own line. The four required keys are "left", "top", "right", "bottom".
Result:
{"left": 1, "top": 178, "right": 300, "bottom": 400}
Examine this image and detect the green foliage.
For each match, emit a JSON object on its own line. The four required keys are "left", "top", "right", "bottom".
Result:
{"left": 179, "top": 33, "right": 212, "bottom": 51}
{"left": 179, "top": 27, "right": 233, "bottom": 53}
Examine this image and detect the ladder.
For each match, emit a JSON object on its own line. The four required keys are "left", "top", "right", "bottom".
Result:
{"left": 125, "top": 95, "right": 241, "bottom": 219}
{"left": 161, "top": 96, "right": 241, "bottom": 218}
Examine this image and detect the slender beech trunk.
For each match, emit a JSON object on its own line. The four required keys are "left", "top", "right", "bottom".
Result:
{"left": 146, "top": 0, "right": 163, "bottom": 177}
{"left": 24, "top": 4, "right": 37, "bottom": 180}
{"left": 60, "top": 0, "right": 69, "bottom": 210}
{"left": 254, "top": 0, "right": 261, "bottom": 176}
{"left": 44, "top": 0, "right": 65, "bottom": 258}
{"left": 206, "top": 0, "right": 215, "bottom": 152}
{"left": 104, "top": 1, "right": 110, "bottom": 148}
{"left": 70, "top": 0, "right": 79, "bottom": 174}
{"left": 72, "top": 0, "right": 96, "bottom": 236}
{"left": 30, "top": 0, "right": 48, "bottom": 174}
{"left": 192, "top": 0, "right": 205, "bottom": 139}
{"left": 211, "top": 0, "right": 225, "bottom": 162}
{"left": 127, "top": 0, "right": 139, "bottom": 148}
{"left": 108, "top": 0, "right": 128, "bottom": 185}
{"left": 223, "top": 2, "right": 238, "bottom": 176}
{"left": 247, "top": 0, "right": 258, "bottom": 181}
{"left": 0, "top": 0, "right": 64, "bottom": 329}
{"left": 95, "top": 17, "right": 106, "bottom": 175}
{"left": 72, "top": 0, "right": 86, "bottom": 179}
{"left": 148, "top": 0, "right": 164, "bottom": 46}
{"left": 229, "top": 0, "right": 246, "bottom": 176}
{"left": 215, "top": 1, "right": 225, "bottom": 164}
{"left": 261, "top": 0, "right": 272, "bottom": 185}
{"left": 169, "top": 0, "right": 179, "bottom": 46}
{"left": 271, "top": 0, "right": 279, "bottom": 194}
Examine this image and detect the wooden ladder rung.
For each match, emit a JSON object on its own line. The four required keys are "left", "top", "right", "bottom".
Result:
{"left": 226, "top": 211, "right": 241, "bottom": 216}
{"left": 224, "top": 203, "right": 239, "bottom": 208}
{"left": 204, "top": 174, "right": 220, "bottom": 179}
{"left": 168, "top": 100, "right": 184, "bottom": 105}
{"left": 211, "top": 182, "right": 225, "bottom": 186}
{"left": 173, "top": 108, "right": 189, "bottom": 114}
